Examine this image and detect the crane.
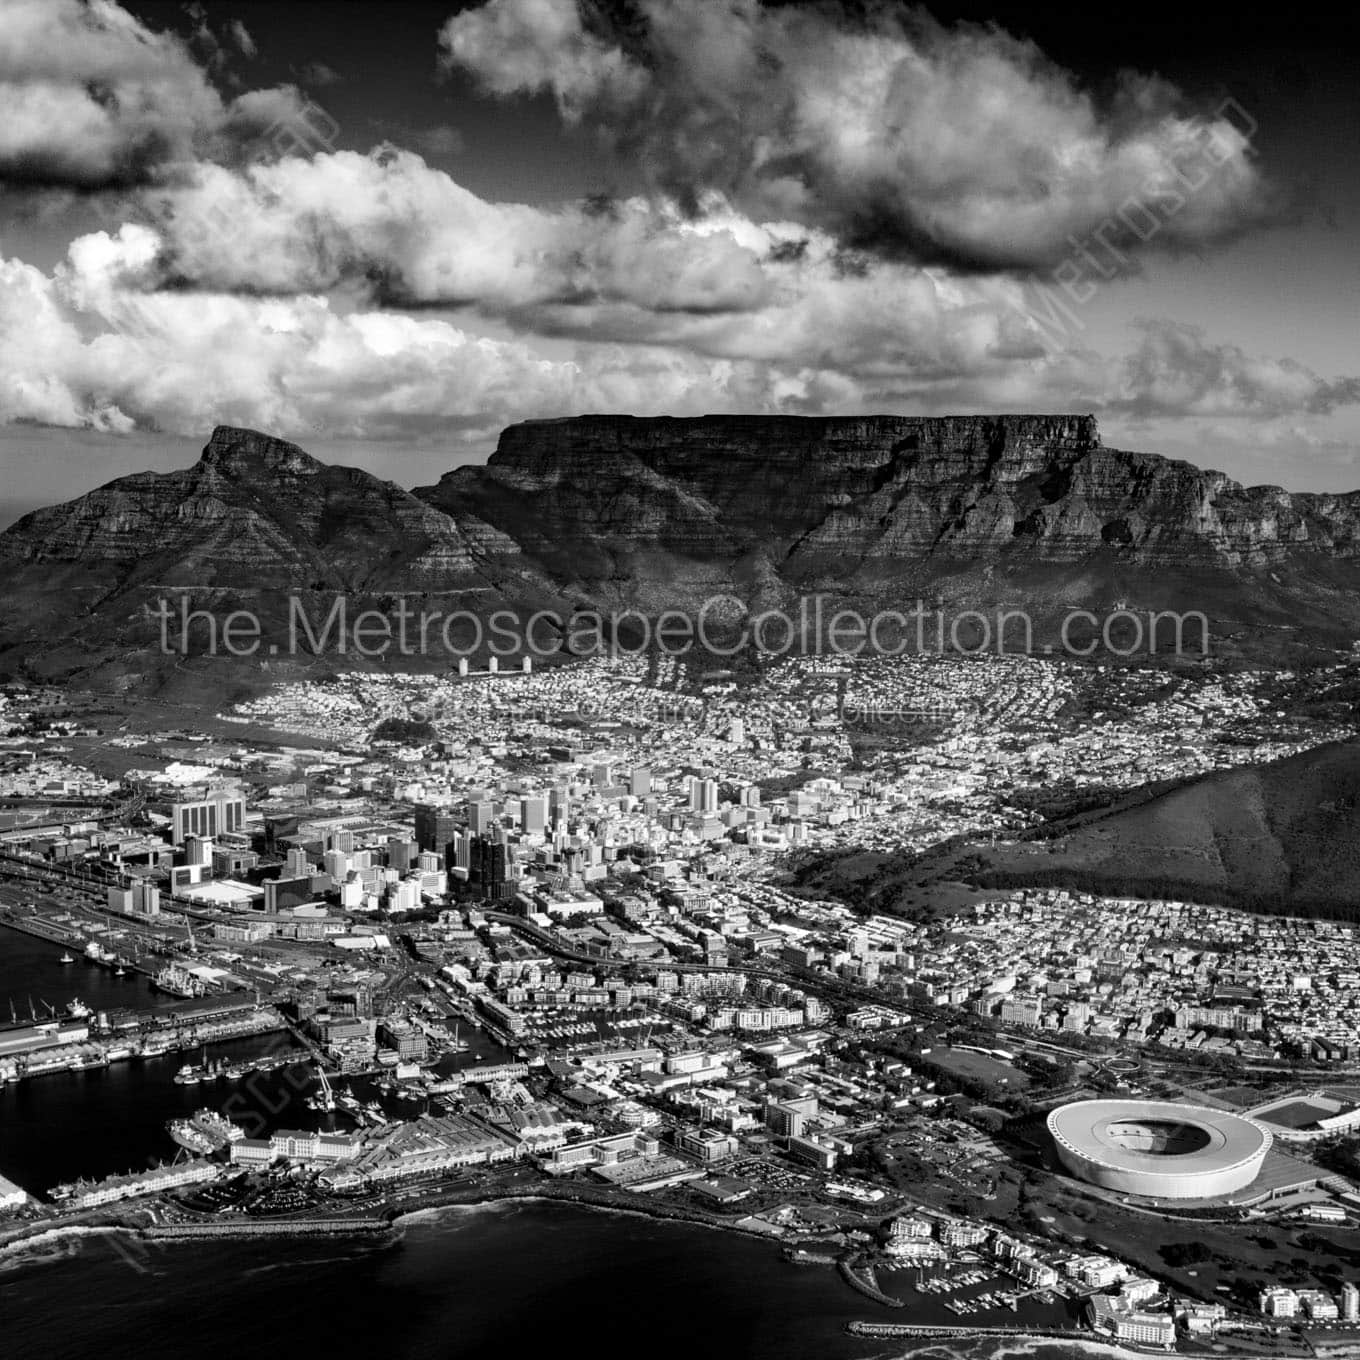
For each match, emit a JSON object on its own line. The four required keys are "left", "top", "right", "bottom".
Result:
{"left": 314, "top": 1064, "right": 336, "bottom": 1113}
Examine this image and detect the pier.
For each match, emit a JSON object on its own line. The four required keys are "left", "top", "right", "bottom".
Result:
{"left": 142, "top": 1217, "right": 393, "bottom": 1240}
{"left": 847, "top": 1320, "right": 1089, "bottom": 1341}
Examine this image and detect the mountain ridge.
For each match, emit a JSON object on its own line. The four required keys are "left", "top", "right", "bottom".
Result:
{"left": 4, "top": 414, "right": 1360, "bottom": 680}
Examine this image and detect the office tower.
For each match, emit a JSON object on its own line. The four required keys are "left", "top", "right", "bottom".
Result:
{"left": 387, "top": 838, "right": 417, "bottom": 873}
{"left": 470, "top": 835, "right": 518, "bottom": 901}
{"left": 521, "top": 794, "right": 549, "bottom": 834}
{"left": 183, "top": 835, "right": 212, "bottom": 868}
{"left": 451, "top": 828, "right": 472, "bottom": 872}
{"left": 593, "top": 763, "right": 611, "bottom": 788}
{"left": 327, "top": 828, "right": 355, "bottom": 853}
{"left": 285, "top": 847, "right": 311, "bottom": 878}
{"left": 264, "top": 875, "right": 312, "bottom": 913}
{"left": 699, "top": 778, "right": 719, "bottom": 815}
{"left": 171, "top": 788, "right": 246, "bottom": 844}
{"left": 629, "top": 767, "right": 652, "bottom": 797}
{"left": 467, "top": 799, "right": 496, "bottom": 835}
{"left": 414, "top": 803, "right": 458, "bottom": 854}
{"left": 323, "top": 848, "right": 349, "bottom": 881}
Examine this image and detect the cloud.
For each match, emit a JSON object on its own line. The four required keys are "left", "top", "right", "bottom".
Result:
{"left": 369, "top": 121, "right": 465, "bottom": 158}
{"left": 0, "top": 0, "right": 308, "bottom": 189}
{"left": 0, "top": 228, "right": 912, "bottom": 440}
{"left": 3, "top": 220, "right": 1341, "bottom": 452}
{"left": 440, "top": 0, "right": 1275, "bottom": 274}
{"left": 228, "top": 19, "right": 258, "bottom": 59}
{"left": 1112, "top": 320, "right": 1360, "bottom": 419}
{"left": 296, "top": 62, "right": 343, "bottom": 88}
{"left": 100, "top": 147, "right": 1077, "bottom": 388}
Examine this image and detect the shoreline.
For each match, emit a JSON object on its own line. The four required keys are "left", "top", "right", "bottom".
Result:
{"left": 0, "top": 1182, "right": 1283, "bottom": 1358}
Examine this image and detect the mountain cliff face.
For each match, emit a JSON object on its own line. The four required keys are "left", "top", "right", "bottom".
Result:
{"left": 417, "top": 413, "right": 1360, "bottom": 576}
{"left": 3, "top": 414, "right": 1360, "bottom": 681}
{"left": 0, "top": 426, "right": 509, "bottom": 590}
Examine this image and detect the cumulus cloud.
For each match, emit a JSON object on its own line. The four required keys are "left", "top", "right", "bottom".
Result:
{"left": 440, "top": 0, "right": 1274, "bottom": 274}
{"left": 5, "top": 219, "right": 1341, "bottom": 447}
{"left": 0, "top": 228, "right": 927, "bottom": 440}
{"left": 1112, "top": 320, "right": 1360, "bottom": 419}
{"left": 100, "top": 147, "right": 1071, "bottom": 387}
{"left": 0, "top": 0, "right": 307, "bottom": 188}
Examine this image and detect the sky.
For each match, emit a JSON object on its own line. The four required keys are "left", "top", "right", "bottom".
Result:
{"left": 1, "top": 0, "right": 1358, "bottom": 514}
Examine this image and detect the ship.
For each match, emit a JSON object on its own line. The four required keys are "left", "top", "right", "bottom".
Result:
{"left": 167, "top": 1118, "right": 216, "bottom": 1155}
{"left": 154, "top": 963, "right": 206, "bottom": 999}
{"left": 66, "top": 999, "right": 92, "bottom": 1019}
{"left": 167, "top": 1107, "right": 246, "bottom": 1153}
{"left": 58, "top": 952, "right": 74, "bottom": 965}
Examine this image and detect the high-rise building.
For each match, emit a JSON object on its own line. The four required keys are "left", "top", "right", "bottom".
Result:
{"left": 386, "top": 838, "right": 417, "bottom": 873}
{"left": 183, "top": 835, "right": 213, "bottom": 868}
{"left": 1343, "top": 1283, "right": 1359, "bottom": 1322}
{"left": 469, "top": 835, "right": 518, "bottom": 901}
{"left": 467, "top": 800, "right": 496, "bottom": 835}
{"left": 285, "top": 847, "right": 311, "bottom": 879}
{"left": 629, "top": 767, "right": 652, "bottom": 797}
{"left": 171, "top": 789, "right": 246, "bottom": 844}
{"left": 520, "top": 795, "right": 549, "bottom": 834}
{"left": 414, "top": 803, "right": 458, "bottom": 855}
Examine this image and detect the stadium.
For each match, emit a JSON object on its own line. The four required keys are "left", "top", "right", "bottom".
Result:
{"left": 1047, "top": 1099, "right": 1273, "bottom": 1200}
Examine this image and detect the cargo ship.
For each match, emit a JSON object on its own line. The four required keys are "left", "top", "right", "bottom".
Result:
{"left": 167, "top": 1108, "right": 246, "bottom": 1154}
{"left": 154, "top": 963, "right": 206, "bottom": 999}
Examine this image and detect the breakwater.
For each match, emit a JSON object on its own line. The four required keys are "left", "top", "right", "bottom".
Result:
{"left": 837, "top": 1258, "right": 905, "bottom": 1307}
{"left": 848, "top": 1319, "right": 1088, "bottom": 1340}
{"left": 142, "top": 1217, "right": 392, "bottom": 1240}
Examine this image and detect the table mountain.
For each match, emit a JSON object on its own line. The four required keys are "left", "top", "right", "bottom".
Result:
{"left": 4, "top": 414, "right": 1360, "bottom": 682}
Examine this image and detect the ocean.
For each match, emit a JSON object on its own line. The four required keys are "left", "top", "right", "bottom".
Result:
{"left": 0, "top": 1201, "right": 1133, "bottom": 1360}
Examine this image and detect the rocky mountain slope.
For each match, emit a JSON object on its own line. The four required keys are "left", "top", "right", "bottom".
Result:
{"left": 0, "top": 426, "right": 511, "bottom": 591}
{"left": 414, "top": 413, "right": 1360, "bottom": 646}
{"left": 4, "top": 414, "right": 1360, "bottom": 681}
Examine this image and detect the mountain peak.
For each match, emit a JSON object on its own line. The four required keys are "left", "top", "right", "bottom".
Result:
{"left": 200, "top": 426, "right": 322, "bottom": 477}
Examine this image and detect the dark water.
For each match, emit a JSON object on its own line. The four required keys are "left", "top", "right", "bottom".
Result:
{"left": 0, "top": 1203, "right": 1123, "bottom": 1360}
{"left": 0, "top": 923, "right": 158, "bottom": 1019}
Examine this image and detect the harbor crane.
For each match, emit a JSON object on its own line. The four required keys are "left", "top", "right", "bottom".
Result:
{"left": 314, "top": 1065, "right": 337, "bottom": 1113}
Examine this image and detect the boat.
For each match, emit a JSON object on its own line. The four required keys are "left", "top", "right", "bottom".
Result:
{"left": 167, "top": 1118, "right": 216, "bottom": 1155}
{"left": 154, "top": 963, "right": 206, "bottom": 999}
{"left": 66, "top": 999, "right": 92, "bottom": 1019}
{"left": 58, "top": 952, "right": 74, "bottom": 965}
{"left": 113, "top": 966, "right": 127, "bottom": 977}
